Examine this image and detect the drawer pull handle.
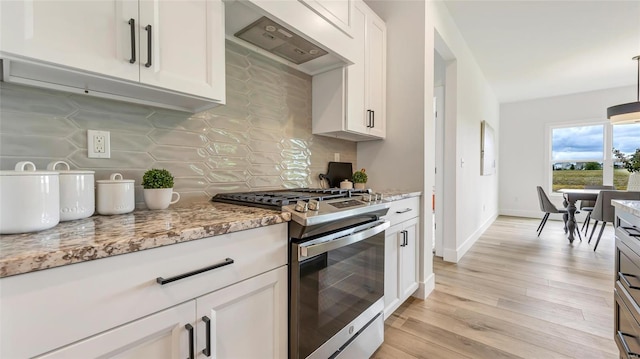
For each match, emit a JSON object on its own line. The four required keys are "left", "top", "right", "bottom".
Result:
{"left": 145, "top": 24, "right": 152, "bottom": 68}
{"left": 619, "top": 272, "right": 640, "bottom": 290}
{"left": 202, "top": 316, "right": 212, "bottom": 357}
{"left": 617, "top": 331, "right": 640, "bottom": 358}
{"left": 128, "top": 18, "right": 136, "bottom": 64}
{"left": 185, "top": 323, "right": 195, "bottom": 359}
{"left": 621, "top": 226, "right": 640, "bottom": 237}
{"left": 396, "top": 208, "right": 412, "bottom": 214}
{"left": 156, "top": 258, "right": 234, "bottom": 285}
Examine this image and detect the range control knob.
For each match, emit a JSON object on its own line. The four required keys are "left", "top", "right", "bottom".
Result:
{"left": 308, "top": 199, "right": 320, "bottom": 211}
{"left": 294, "top": 200, "right": 308, "bottom": 213}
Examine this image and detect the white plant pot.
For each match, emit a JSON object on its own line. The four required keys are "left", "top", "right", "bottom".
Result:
{"left": 628, "top": 172, "right": 640, "bottom": 192}
{"left": 143, "top": 188, "right": 180, "bottom": 210}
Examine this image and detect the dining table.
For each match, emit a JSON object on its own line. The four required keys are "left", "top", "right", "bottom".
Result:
{"left": 557, "top": 188, "right": 600, "bottom": 243}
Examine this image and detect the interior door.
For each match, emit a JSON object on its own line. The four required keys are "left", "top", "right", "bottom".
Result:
{"left": 0, "top": 0, "right": 139, "bottom": 82}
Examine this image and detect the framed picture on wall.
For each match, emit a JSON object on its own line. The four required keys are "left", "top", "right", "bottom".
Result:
{"left": 481, "top": 120, "right": 496, "bottom": 176}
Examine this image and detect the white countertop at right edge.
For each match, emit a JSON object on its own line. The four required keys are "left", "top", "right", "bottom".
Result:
{"left": 376, "top": 190, "right": 422, "bottom": 202}
{"left": 612, "top": 200, "right": 640, "bottom": 218}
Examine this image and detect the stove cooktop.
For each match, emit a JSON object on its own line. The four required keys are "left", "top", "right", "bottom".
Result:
{"left": 210, "top": 188, "right": 371, "bottom": 209}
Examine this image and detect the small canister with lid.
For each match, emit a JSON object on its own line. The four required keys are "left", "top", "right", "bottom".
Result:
{"left": 0, "top": 161, "right": 60, "bottom": 234}
{"left": 96, "top": 173, "right": 135, "bottom": 215}
{"left": 47, "top": 161, "right": 95, "bottom": 221}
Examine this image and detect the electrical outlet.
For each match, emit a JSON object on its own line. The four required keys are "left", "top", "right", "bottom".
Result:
{"left": 87, "top": 130, "right": 111, "bottom": 158}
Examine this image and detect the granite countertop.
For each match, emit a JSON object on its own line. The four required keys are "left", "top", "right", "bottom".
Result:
{"left": 0, "top": 190, "right": 420, "bottom": 279}
{"left": 612, "top": 200, "right": 640, "bottom": 218}
{"left": 0, "top": 201, "right": 291, "bottom": 278}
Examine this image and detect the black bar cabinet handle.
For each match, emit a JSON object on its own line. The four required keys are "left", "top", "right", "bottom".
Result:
{"left": 156, "top": 258, "right": 234, "bottom": 285}
{"left": 128, "top": 18, "right": 136, "bottom": 64}
{"left": 202, "top": 316, "right": 212, "bottom": 356}
{"left": 403, "top": 230, "right": 408, "bottom": 246}
{"left": 145, "top": 24, "right": 152, "bottom": 68}
{"left": 617, "top": 331, "right": 640, "bottom": 358}
{"left": 396, "top": 208, "right": 412, "bottom": 214}
{"left": 185, "top": 324, "right": 195, "bottom": 359}
{"left": 619, "top": 272, "right": 640, "bottom": 290}
{"left": 371, "top": 110, "right": 375, "bottom": 128}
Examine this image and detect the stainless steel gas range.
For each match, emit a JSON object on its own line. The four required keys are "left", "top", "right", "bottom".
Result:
{"left": 212, "top": 189, "right": 389, "bottom": 359}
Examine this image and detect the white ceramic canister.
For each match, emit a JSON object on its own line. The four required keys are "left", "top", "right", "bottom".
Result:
{"left": 47, "top": 161, "right": 95, "bottom": 221}
{"left": 0, "top": 161, "right": 60, "bottom": 234}
{"left": 96, "top": 173, "right": 135, "bottom": 215}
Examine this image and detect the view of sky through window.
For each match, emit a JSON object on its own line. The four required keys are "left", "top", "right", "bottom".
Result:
{"left": 552, "top": 123, "right": 640, "bottom": 162}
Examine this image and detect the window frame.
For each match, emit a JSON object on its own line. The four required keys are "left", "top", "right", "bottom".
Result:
{"left": 544, "top": 119, "right": 614, "bottom": 196}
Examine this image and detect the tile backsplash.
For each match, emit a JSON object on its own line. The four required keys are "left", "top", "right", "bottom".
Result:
{"left": 0, "top": 41, "right": 356, "bottom": 205}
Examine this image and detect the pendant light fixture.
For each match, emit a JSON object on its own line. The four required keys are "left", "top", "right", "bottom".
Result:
{"left": 607, "top": 55, "right": 640, "bottom": 124}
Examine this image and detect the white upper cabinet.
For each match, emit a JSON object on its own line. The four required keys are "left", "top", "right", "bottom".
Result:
{"left": 0, "top": 1, "right": 139, "bottom": 81}
{"left": 311, "top": 0, "right": 386, "bottom": 141}
{"left": 0, "top": 0, "right": 225, "bottom": 112}
{"left": 138, "top": 0, "right": 225, "bottom": 102}
{"left": 299, "top": 0, "right": 353, "bottom": 37}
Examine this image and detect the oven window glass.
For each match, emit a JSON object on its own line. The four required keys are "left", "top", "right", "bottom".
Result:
{"left": 297, "top": 232, "right": 384, "bottom": 358}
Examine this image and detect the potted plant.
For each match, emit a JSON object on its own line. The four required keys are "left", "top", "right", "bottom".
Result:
{"left": 142, "top": 168, "right": 180, "bottom": 210}
{"left": 613, "top": 148, "right": 640, "bottom": 191}
{"left": 352, "top": 168, "right": 368, "bottom": 190}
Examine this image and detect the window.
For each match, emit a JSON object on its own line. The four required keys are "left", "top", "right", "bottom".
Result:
{"left": 550, "top": 122, "right": 640, "bottom": 192}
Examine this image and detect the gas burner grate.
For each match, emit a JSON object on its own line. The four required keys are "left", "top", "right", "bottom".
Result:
{"left": 211, "top": 188, "right": 370, "bottom": 209}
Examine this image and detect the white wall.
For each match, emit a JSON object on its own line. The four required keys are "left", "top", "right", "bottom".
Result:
{"left": 428, "top": 1, "right": 500, "bottom": 262}
{"left": 499, "top": 85, "right": 634, "bottom": 219}
{"left": 359, "top": 0, "right": 500, "bottom": 302}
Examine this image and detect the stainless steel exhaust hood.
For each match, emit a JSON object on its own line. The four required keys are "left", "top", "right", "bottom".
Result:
{"left": 234, "top": 17, "right": 328, "bottom": 65}
{"left": 224, "top": 0, "right": 352, "bottom": 75}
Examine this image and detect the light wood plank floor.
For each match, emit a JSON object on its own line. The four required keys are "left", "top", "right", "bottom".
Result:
{"left": 373, "top": 216, "right": 618, "bottom": 359}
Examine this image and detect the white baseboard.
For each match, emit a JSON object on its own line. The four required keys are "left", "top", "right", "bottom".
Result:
{"left": 412, "top": 272, "right": 435, "bottom": 300}
{"left": 443, "top": 212, "right": 498, "bottom": 263}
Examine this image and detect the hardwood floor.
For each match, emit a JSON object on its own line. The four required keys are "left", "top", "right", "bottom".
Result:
{"left": 373, "top": 216, "right": 618, "bottom": 359}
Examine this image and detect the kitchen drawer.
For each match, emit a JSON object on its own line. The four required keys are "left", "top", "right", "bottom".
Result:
{"left": 615, "top": 287, "right": 640, "bottom": 358}
{"left": 0, "top": 223, "right": 287, "bottom": 359}
{"left": 618, "top": 242, "right": 640, "bottom": 324}
{"left": 384, "top": 197, "right": 420, "bottom": 226}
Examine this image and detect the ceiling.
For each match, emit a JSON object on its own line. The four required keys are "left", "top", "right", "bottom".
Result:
{"left": 442, "top": 0, "right": 640, "bottom": 104}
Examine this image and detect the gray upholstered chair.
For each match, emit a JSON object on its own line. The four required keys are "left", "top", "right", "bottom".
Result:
{"left": 580, "top": 185, "right": 616, "bottom": 235}
{"left": 536, "top": 186, "right": 578, "bottom": 238}
{"left": 589, "top": 190, "right": 640, "bottom": 251}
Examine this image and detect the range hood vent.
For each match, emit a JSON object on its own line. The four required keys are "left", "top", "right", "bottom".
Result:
{"left": 234, "top": 17, "right": 328, "bottom": 65}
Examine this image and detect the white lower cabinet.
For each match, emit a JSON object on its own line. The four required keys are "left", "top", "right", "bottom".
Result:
{"left": 382, "top": 197, "right": 420, "bottom": 319}
{"left": 196, "top": 266, "right": 288, "bottom": 359}
{"left": 36, "top": 301, "right": 195, "bottom": 359}
{"left": 37, "top": 266, "right": 287, "bottom": 359}
{"left": 0, "top": 224, "right": 288, "bottom": 358}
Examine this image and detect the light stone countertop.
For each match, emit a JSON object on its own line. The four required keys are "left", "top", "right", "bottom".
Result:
{"left": 0, "top": 190, "right": 420, "bottom": 279}
{"left": 612, "top": 200, "right": 640, "bottom": 218}
{"left": 0, "top": 201, "right": 291, "bottom": 278}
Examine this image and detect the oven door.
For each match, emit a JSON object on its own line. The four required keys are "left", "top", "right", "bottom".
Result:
{"left": 290, "top": 219, "right": 389, "bottom": 359}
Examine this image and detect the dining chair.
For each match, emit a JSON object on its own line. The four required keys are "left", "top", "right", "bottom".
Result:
{"left": 580, "top": 185, "right": 615, "bottom": 235}
{"left": 536, "top": 186, "right": 579, "bottom": 238}
{"left": 588, "top": 190, "right": 640, "bottom": 251}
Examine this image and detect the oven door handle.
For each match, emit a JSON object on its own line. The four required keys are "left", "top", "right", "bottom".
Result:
{"left": 298, "top": 220, "right": 390, "bottom": 260}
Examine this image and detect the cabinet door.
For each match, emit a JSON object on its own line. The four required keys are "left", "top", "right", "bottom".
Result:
{"left": 0, "top": 0, "right": 139, "bottom": 82}
{"left": 400, "top": 218, "right": 419, "bottom": 299}
{"left": 383, "top": 223, "right": 401, "bottom": 319}
{"left": 365, "top": 12, "right": 386, "bottom": 138}
{"left": 138, "top": 0, "right": 225, "bottom": 101}
{"left": 196, "top": 266, "right": 288, "bottom": 359}
{"left": 35, "top": 301, "right": 195, "bottom": 359}
{"left": 345, "top": 1, "right": 368, "bottom": 135}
